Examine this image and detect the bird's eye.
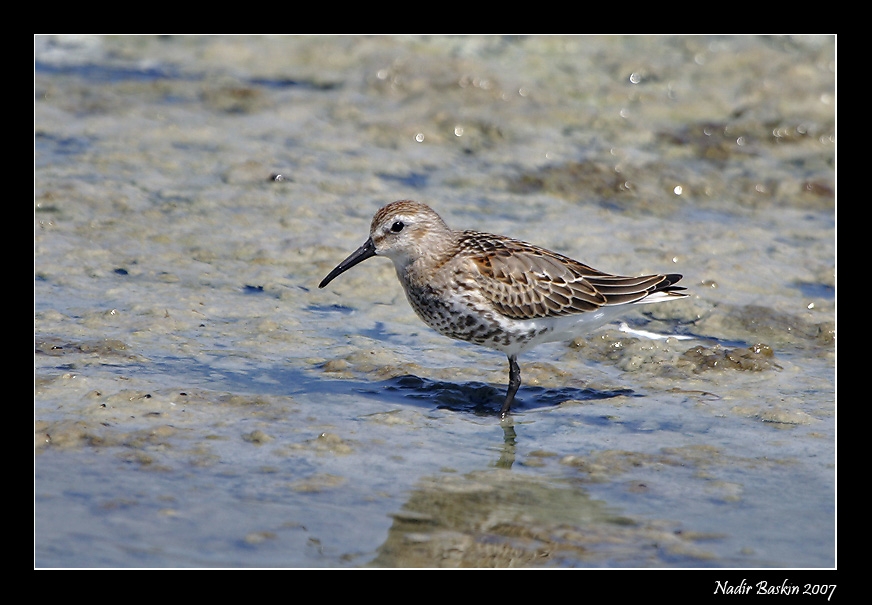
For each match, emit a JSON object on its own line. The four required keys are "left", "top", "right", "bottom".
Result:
{"left": 390, "top": 221, "right": 405, "bottom": 233}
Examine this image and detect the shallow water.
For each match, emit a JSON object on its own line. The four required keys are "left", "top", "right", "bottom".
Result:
{"left": 35, "top": 35, "right": 835, "bottom": 568}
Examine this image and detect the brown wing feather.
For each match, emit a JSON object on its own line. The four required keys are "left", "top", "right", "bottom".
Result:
{"left": 460, "top": 231, "right": 684, "bottom": 320}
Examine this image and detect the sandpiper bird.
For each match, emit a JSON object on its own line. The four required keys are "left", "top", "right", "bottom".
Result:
{"left": 319, "top": 200, "right": 687, "bottom": 419}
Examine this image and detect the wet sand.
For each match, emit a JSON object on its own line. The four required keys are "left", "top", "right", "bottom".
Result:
{"left": 35, "top": 35, "right": 835, "bottom": 568}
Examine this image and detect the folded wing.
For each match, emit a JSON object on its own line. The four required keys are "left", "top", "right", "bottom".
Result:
{"left": 461, "top": 232, "right": 685, "bottom": 320}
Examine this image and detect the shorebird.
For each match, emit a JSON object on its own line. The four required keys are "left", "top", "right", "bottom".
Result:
{"left": 319, "top": 200, "right": 687, "bottom": 419}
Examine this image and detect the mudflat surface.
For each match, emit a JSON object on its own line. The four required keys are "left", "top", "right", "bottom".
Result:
{"left": 35, "top": 35, "right": 835, "bottom": 568}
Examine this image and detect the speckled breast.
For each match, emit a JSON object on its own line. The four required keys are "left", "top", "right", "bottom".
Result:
{"left": 402, "top": 281, "right": 549, "bottom": 352}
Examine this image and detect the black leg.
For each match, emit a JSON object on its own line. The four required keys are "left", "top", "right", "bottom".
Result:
{"left": 500, "top": 354, "right": 521, "bottom": 420}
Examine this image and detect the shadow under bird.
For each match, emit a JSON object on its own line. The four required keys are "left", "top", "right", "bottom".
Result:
{"left": 319, "top": 200, "right": 687, "bottom": 419}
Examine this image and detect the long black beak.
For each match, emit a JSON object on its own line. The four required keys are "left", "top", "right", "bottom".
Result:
{"left": 318, "top": 238, "right": 378, "bottom": 288}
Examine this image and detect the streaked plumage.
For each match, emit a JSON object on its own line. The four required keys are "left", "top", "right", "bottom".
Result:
{"left": 319, "top": 200, "right": 687, "bottom": 419}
